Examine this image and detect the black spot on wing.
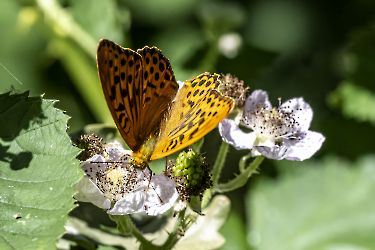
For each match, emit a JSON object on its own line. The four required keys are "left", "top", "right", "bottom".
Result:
{"left": 121, "top": 88, "right": 128, "bottom": 98}
{"left": 189, "top": 128, "right": 199, "bottom": 140}
{"left": 115, "top": 103, "right": 125, "bottom": 111}
{"left": 147, "top": 81, "right": 157, "bottom": 89}
{"left": 164, "top": 72, "right": 171, "bottom": 81}
{"left": 179, "top": 134, "right": 184, "bottom": 144}
{"left": 159, "top": 62, "right": 165, "bottom": 72}
{"left": 170, "top": 140, "right": 178, "bottom": 150}
{"left": 114, "top": 75, "right": 120, "bottom": 84}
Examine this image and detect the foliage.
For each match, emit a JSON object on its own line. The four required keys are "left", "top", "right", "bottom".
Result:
{"left": 0, "top": 92, "right": 82, "bottom": 249}
{"left": 1, "top": 0, "right": 375, "bottom": 249}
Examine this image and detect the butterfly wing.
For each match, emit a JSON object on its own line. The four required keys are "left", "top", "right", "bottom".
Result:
{"left": 150, "top": 73, "right": 234, "bottom": 160}
{"left": 97, "top": 39, "right": 179, "bottom": 151}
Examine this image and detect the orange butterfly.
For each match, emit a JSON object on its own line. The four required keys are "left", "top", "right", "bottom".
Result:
{"left": 97, "top": 39, "right": 233, "bottom": 170}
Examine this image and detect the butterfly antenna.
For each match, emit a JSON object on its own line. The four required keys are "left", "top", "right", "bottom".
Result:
{"left": 0, "top": 63, "right": 23, "bottom": 85}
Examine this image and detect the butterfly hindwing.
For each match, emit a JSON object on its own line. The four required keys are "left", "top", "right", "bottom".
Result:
{"left": 97, "top": 39, "right": 179, "bottom": 152}
{"left": 150, "top": 73, "right": 234, "bottom": 160}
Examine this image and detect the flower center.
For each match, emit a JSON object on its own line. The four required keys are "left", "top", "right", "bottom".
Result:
{"left": 96, "top": 163, "right": 146, "bottom": 202}
{"left": 243, "top": 106, "right": 300, "bottom": 144}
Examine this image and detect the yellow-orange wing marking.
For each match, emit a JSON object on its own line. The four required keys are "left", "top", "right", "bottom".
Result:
{"left": 97, "top": 39, "right": 179, "bottom": 152}
{"left": 150, "top": 73, "right": 234, "bottom": 160}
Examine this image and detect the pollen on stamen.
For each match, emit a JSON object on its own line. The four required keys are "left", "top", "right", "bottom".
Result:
{"left": 243, "top": 104, "right": 301, "bottom": 141}
{"left": 95, "top": 162, "right": 146, "bottom": 202}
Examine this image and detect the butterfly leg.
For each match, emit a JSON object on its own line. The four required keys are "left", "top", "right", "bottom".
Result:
{"left": 143, "top": 167, "right": 164, "bottom": 205}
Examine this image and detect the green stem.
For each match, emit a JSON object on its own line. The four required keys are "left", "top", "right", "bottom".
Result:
{"left": 109, "top": 209, "right": 188, "bottom": 250}
{"left": 213, "top": 155, "right": 264, "bottom": 193}
{"left": 162, "top": 208, "right": 186, "bottom": 249}
{"left": 131, "top": 226, "right": 159, "bottom": 250}
{"left": 37, "top": 0, "right": 97, "bottom": 59}
{"left": 212, "top": 141, "right": 229, "bottom": 189}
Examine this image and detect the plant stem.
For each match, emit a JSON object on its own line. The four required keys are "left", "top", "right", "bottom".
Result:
{"left": 162, "top": 208, "right": 186, "bottom": 249}
{"left": 212, "top": 141, "right": 229, "bottom": 189}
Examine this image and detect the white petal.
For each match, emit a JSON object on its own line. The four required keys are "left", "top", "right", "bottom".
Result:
{"left": 219, "top": 119, "right": 257, "bottom": 150}
{"left": 176, "top": 195, "right": 230, "bottom": 250}
{"left": 254, "top": 145, "right": 290, "bottom": 160}
{"left": 73, "top": 176, "right": 111, "bottom": 209}
{"left": 279, "top": 97, "right": 313, "bottom": 132}
{"left": 107, "top": 186, "right": 147, "bottom": 215}
{"left": 144, "top": 174, "right": 178, "bottom": 216}
{"left": 81, "top": 155, "right": 108, "bottom": 182}
{"left": 244, "top": 90, "right": 272, "bottom": 114}
{"left": 284, "top": 131, "right": 325, "bottom": 161}
{"left": 106, "top": 144, "right": 132, "bottom": 162}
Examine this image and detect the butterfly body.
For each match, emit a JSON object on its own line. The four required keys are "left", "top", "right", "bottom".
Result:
{"left": 97, "top": 39, "right": 234, "bottom": 170}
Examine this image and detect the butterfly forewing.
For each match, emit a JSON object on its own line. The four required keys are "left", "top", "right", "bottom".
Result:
{"left": 136, "top": 47, "right": 179, "bottom": 142}
{"left": 97, "top": 39, "right": 179, "bottom": 152}
{"left": 150, "top": 73, "right": 234, "bottom": 160}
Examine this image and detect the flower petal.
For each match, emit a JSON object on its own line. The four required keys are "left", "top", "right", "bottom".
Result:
{"left": 106, "top": 143, "right": 132, "bottom": 161}
{"left": 219, "top": 119, "right": 257, "bottom": 150}
{"left": 177, "top": 195, "right": 230, "bottom": 250}
{"left": 244, "top": 90, "right": 272, "bottom": 114}
{"left": 107, "top": 186, "right": 147, "bottom": 215}
{"left": 254, "top": 145, "right": 290, "bottom": 160}
{"left": 73, "top": 177, "right": 111, "bottom": 209}
{"left": 284, "top": 131, "right": 325, "bottom": 161}
{"left": 144, "top": 174, "right": 178, "bottom": 216}
{"left": 81, "top": 155, "right": 108, "bottom": 182}
{"left": 279, "top": 97, "right": 313, "bottom": 132}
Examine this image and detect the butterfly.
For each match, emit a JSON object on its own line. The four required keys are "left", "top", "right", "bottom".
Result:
{"left": 96, "top": 39, "right": 234, "bottom": 170}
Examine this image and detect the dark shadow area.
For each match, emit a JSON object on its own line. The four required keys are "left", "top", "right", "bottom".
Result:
{"left": 0, "top": 91, "right": 47, "bottom": 141}
{"left": 63, "top": 233, "right": 126, "bottom": 250}
{"left": 69, "top": 201, "right": 168, "bottom": 234}
{"left": 0, "top": 91, "right": 46, "bottom": 171}
{"left": 0, "top": 143, "right": 33, "bottom": 170}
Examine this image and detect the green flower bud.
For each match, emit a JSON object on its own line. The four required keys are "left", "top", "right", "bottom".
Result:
{"left": 164, "top": 149, "right": 212, "bottom": 204}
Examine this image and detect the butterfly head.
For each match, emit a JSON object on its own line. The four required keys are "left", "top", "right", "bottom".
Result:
{"left": 129, "top": 157, "right": 149, "bottom": 171}
{"left": 130, "top": 137, "right": 156, "bottom": 170}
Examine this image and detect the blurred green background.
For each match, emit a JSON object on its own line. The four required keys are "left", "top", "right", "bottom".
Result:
{"left": 1, "top": 0, "right": 375, "bottom": 249}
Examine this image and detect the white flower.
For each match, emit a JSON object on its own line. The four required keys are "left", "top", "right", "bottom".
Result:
{"left": 73, "top": 143, "right": 179, "bottom": 216}
{"left": 219, "top": 90, "right": 325, "bottom": 161}
{"left": 64, "top": 195, "right": 230, "bottom": 250}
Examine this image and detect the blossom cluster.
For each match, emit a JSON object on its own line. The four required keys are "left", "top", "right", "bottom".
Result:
{"left": 219, "top": 89, "right": 325, "bottom": 161}
{"left": 74, "top": 84, "right": 325, "bottom": 217}
{"left": 74, "top": 143, "right": 178, "bottom": 216}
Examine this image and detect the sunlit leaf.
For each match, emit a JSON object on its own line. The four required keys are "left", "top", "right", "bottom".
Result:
{"left": 0, "top": 91, "right": 82, "bottom": 249}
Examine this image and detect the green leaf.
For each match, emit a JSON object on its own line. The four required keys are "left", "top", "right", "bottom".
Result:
{"left": 247, "top": 156, "right": 375, "bottom": 250}
{"left": 0, "top": 91, "right": 83, "bottom": 249}
{"left": 328, "top": 81, "right": 375, "bottom": 126}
